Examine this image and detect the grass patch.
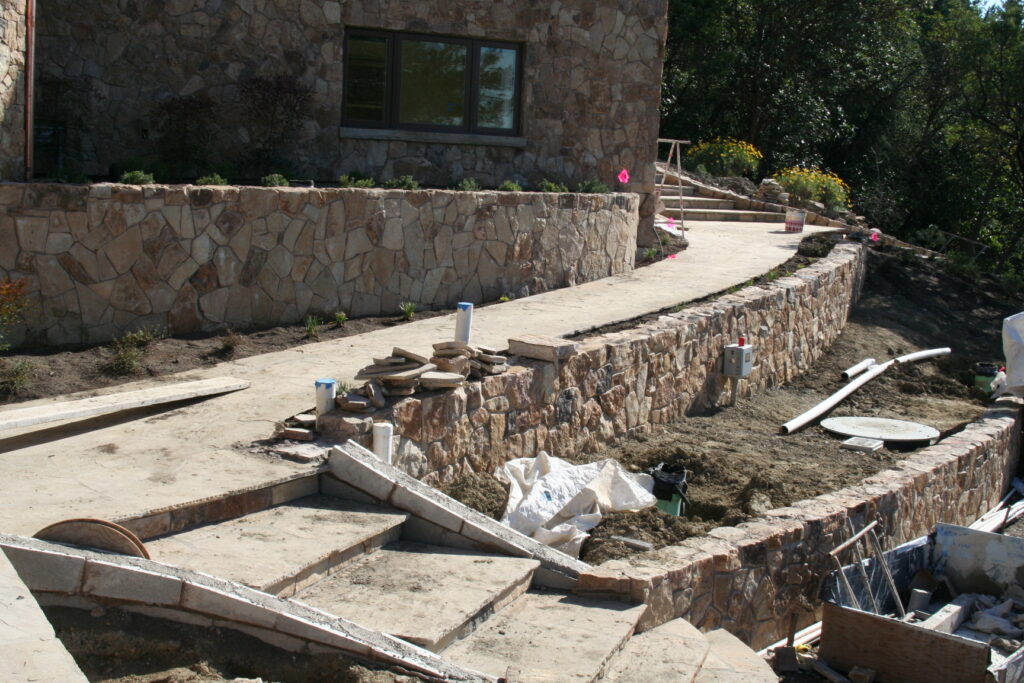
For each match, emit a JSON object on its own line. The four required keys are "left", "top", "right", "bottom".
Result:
{"left": 0, "top": 359, "right": 32, "bottom": 397}
{"left": 399, "top": 301, "right": 416, "bottom": 320}
{"left": 304, "top": 315, "right": 322, "bottom": 339}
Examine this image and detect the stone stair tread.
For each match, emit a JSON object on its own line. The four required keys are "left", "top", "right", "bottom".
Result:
{"left": 600, "top": 617, "right": 710, "bottom": 682}
{"left": 145, "top": 495, "right": 407, "bottom": 592}
{"left": 662, "top": 208, "right": 785, "bottom": 221}
{"left": 292, "top": 541, "right": 539, "bottom": 652}
{"left": 443, "top": 590, "right": 646, "bottom": 682}
{"left": 693, "top": 629, "right": 777, "bottom": 683}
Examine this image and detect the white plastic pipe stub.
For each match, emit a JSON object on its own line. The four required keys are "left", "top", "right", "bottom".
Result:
{"left": 455, "top": 302, "right": 473, "bottom": 345}
{"left": 372, "top": 422, "right": 394, "bottom": 465}
{"left": 314, "top": 378, "right": 337, "bottom": 419}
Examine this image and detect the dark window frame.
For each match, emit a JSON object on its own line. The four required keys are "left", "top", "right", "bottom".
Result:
{"left": 342, "top": 28, "right": 522, "bottom": 137}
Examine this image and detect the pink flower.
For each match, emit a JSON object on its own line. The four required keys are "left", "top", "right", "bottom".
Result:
{"left": 870, "top": 232, "right": 880, "bottom": 242}
{"left": 618, "top": 168, "right": 630, "bottom": 184}
{"left": 667, "top": 217, "right": 676, "bottom": 228}
{"left": 667, "top": 253, "right": 678, "bottom": 260}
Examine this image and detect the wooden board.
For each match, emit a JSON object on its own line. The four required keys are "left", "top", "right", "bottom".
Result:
{"left": 819, "top": 602, "right": 989, "bottom": 683}
{"left": 0, "top": 377, "right": 249, "bottom": 433}
{"left": 34, "top": 518, "right": 150, "bottom": 558}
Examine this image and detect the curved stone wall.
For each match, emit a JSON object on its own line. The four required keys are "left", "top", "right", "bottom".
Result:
{"left": 0, "top": 183, "right": 637, "bottom": 346}
{"left": 0, "top": 0, "right": 25, "bottom": 181}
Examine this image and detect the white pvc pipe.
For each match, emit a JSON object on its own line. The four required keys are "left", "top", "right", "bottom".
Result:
{"left": 314, "top": 378, "right": 337, "bottom": 421}
{"left": 841, "top": 358, "right": 876, "bottom": 380}
{"left": 455, "top": 302, "right": 473, "bottom": 345}
{"left": 372, "top": 422, "right": 394, "bottom": 465}
{"left": 781, "top": 347, "right": 952, "bottom": 434}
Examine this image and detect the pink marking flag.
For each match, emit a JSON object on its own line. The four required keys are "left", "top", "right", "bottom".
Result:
{"left": 618, "top": 168, "right": 630, "bottom": 184}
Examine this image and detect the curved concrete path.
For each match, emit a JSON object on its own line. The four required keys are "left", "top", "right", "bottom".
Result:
{"left": 0, "top": 221, "right": 831, "bottom": 535}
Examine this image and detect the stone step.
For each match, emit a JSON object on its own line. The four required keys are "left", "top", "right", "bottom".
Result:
{"left": 145, "top": 495, "right": 407, "bottom": 596}
{"left": 599, "top": 618, "right": 711, "bottom": 682}
{"left": 655, "top": 184, "right": 696, "bottom": 196}
{"left": 693, "top": 629, "right": 777, "bottom": 683}
{"left": 661, "top": 207, "right": 786, "bottom": 222}
{"left": 443, "top": 590, "right": 646, "bottom": 682}
{"left": 673, "top": 197, "right": 736, "bottom": 210}
{"left": 293, "top": 540, "right": 539, "bottom": 652}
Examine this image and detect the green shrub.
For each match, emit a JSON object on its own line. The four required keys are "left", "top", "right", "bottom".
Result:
{"left": 103, "top": 341, "right": 144, "bottom": 376}
{"left": 217, "top": 329, "right": 241, "bottom": 358}
{"left": 334, "top": 311, "right": 348, "bottom": 326}
{"left": 537, "top": 179, "right": 569, "bottom": 193}
{"left": 773, "top": 167, "right": 850, "bottom": 211}
{"left": 683, "top": 138, "right": 763, "bottom": 177}
{"left": 119, "top": 327, "right": 162, "bottom": 348}
{"left": 0, "top": 277, "right": 29, "bottom": 350}
{"left": 381, "top": 175, "right": 421, "bottom": 190}
{"left": 119, "top": 170, "right": 156, "bottom": 185}
{"left": 456, "top": 178, "right": 481, "bottom": 191}
{"left": 195, "top": 173, "right": 229, "bottom": 185}
{"left": 399, "top": 301, "right": 416, "bottom": 320}
{"left": 575, "top": 179, "right": 610, "bottom": 193}
{"left": 261, "top": 173, "right": 290, "bottom": 187}
{"left": 338, "top": 173, "right": 376, "bottom": 188}
{"left": 0, "top": 359, "right": 32, "bottom": 397}
{"left": 498, "top": 295, "right": 511, "bottom": 302}
{"left": 498, "top": 180, "right": 522, "bottom": 192}
{"left": 304, "top": 315, "right": 322, "bottom": 339}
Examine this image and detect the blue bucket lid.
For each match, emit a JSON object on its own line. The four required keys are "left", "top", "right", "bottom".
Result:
{"left": 314, "top": 378, "right": 337, "bottom": 388}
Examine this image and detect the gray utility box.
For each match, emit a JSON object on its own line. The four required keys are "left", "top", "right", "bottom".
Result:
{"left": 723, "top": 343, "right": 754, "bottom": 378}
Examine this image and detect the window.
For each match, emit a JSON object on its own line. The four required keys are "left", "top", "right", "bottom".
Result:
{"left": 343, "top": 30, "right": 522, "bottom": 136}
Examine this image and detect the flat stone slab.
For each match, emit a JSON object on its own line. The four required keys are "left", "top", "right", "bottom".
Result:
{"left": 443, "top": 590, "right": 645, "bottom": 681}
{"left": 602, "top": 617, "right": 710, "bottom": 683}
{"left": 294, "top": 541, "right": 539, "bottom": 651}
{"left": 0, "top": 376, "right": 249, "bottom": 433}
{"left": 145, "top": 495, "right": 407, "bottom": 592}
{"left": 695, "top": 629, "right": 777, "bottom": 683}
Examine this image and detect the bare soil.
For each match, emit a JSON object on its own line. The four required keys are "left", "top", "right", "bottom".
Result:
{"left": 444, "top": 243, "right": 1022, "bottom": 566}
{"left": 45, "top": 606, "right": 412, "bottom": 683}
{"left": 0, "top": 309, "right": 453, "bottom": 404}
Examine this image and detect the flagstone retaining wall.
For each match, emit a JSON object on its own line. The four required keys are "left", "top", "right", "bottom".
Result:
{"left": 0, "top": 182, "right": 637, "bottom": 346}
{"left": 379, "top": 242, "right": 867, "bottom": 482}
{"left": 0, "top": 0, "right": 26, "bottom": 181}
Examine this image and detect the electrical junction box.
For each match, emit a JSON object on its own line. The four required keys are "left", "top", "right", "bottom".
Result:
{"left": 723, "top": 343, "right": 754, "bottom": 378}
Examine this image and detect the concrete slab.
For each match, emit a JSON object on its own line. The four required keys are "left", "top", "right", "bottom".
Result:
{"left": 694, "top": 629, "right": 777, "bottom": 683}
{"left": 0, "top": 551, "right": 88, "bottom": 682}
{"left": 145, "top": 496, "right": 407, "bottom": 592}
{"left": 0, "top": 221, "right": 832, "bottom": 537}
{"left": 294, "top": 541, "right": 539, "bottom": 651}
{"left": 443, "top": 590, "right": 646, "bottom": 681}
{"left": 601, "top": 617, "right": 710, "bottom": 682}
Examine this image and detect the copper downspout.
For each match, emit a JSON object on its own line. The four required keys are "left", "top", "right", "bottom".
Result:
{"left": 24, "top": 0, "right": 34, "bottom": 180}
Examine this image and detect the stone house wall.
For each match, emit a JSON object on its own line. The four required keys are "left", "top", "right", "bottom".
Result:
{"left": 578, "top": 398, "right": 1022, "bottom": 647}
{"left": 378, "top": 243, "right": 867, "bottom": 483}
{"left": 35, "top": 0, "right": 667, "bottom": 227}
{"left": 0, "top": 182, "right": 637, "bottom": 346}
{"left": 0, "top": 0, "right": 25, "bottom": 181}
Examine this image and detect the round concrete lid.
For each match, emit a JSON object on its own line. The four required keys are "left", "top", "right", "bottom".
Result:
{"left": 820, "top": 416, "right": 940, "bottom": 443}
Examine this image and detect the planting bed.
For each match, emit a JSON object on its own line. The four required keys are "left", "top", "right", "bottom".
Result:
{"left": 441, "top": 246, "right": 1021, "bottom": 565}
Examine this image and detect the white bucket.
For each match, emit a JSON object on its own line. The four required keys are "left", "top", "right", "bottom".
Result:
{"left": 785, "top": 209, "right": 806, "bottom": 233}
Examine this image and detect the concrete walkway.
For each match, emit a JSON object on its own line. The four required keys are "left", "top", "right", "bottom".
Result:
{"left": 0, "top": 221, "right": 830, "bottom": 535}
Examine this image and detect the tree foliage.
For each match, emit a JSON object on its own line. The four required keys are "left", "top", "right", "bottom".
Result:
{"left": 663, "top": 0, "right": 1024, "bottom": 277}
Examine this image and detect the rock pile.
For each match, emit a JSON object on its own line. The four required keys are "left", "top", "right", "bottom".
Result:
{"left": 756, "top": 178, "right": 789, "bottom": 205}
{"left": 430, "top": 341, "right": 508, "bottom": 380}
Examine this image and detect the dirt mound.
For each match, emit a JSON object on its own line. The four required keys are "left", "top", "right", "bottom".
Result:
{"left": 437, "top": 472, "right": 509, "bottom": 520}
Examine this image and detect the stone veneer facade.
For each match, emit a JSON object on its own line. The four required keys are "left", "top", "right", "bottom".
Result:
{"left": 0, "top": 182, "right": 637, "bottom": 346}
{"left": 0, "top": 0, "right": 25, "bottom": 181}
{"left": 376, "top": 243, "right": 866, "bottom": 483}
{"left": 36, "top": 0, "right": 667, "bottom": 226}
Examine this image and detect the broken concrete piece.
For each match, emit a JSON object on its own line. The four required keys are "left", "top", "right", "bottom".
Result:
{"left": 367, "top": 381, "right": 386, "bottom": 408}
{"left": 970, "top": 612, "right": 1022, "bottom": 637}
{"left": 984, "top": 599, "right": 1015, "bottom": 619}
{"left": 272, "top": 443, "right": 327, "bottom": 463}
{"left": 280, "top": 427, "right": 315, "bottom": 441}
{"left": 292, "top": 413, "right": 316, "bottom": 429}
{"left": 336, "top": 393, "right": 372, "bottom": 412}
{"left": 420, "top": 372, "right": 466, "bottom": 390}
{"left": 392, "top": 347, "right": 430, "bottom": 364}
{"left": 508, "top": 334, "right": 577, "bottom": 363}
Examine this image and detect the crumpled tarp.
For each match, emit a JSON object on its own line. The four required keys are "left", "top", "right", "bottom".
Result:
{"left": 498, "top": 451, "right": 656, "bottom": 557}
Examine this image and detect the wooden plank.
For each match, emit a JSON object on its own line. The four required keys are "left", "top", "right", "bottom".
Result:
{"left": 0, "top": 377, "right": 250, "bottom": 432}
{"left": 819, "top": 602, "right": 989, "bottom": 683}
{"left": 918, "top": 594, "right": 977, "bottom": 634}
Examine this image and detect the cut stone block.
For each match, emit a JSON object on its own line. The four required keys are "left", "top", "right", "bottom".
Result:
{"left": 3, "top": 545, "right": 86, "bottom": 594}
{"left": 420, "top": 371, "right": 466, "bottom": 390}
{"left": 432, "top": 356, "right": 471, "bottom": 376}
{"left": 508, "top": 334, "right": 578, "bottom": 363}
{"left": 336, "top": 393, "right": 372, "bottom": 412}
{"left": 82, "top": 559, "right": 183, "bottom": 605}
{"left": 392, "top": 347, "right": 430, "bottom": 364}
{"left": 477, "top": 353, "right": 506, "bottom": 365}
{"left": 601, "top": 617, "right": 710, "bottom": 682}
{"left": 145, "top": 496, "right": 407, "bottom": 594}
{"left": 373, "top": 356, "right": 410, "bottom": 365}
{"left": 272, "top": 443, "right": 327, "bottom": 464}
{"left": 443, "top": 590, "right": 645, "bottom": 681}
{"left": 695, "top": 629, "right": 778, "bottom": 683}
{"left": 432, "top": 347, "right": 472, "bottom": 358}
{"left": 292, "top": 413, "right": 317, "bottom": 428}
{"left": 377, "top": 363, "right": 436, "bottom": 383}
{"left": 367, "top": 381, "right": 386, "bottom": 408}
{"left": 356, "top": 362, "right": 421, "bottom": 378}
{"left": 433, "top": 341, "right": 473, "bottom": 352}
{"left": 294, "top": 541, "right": 539, "bottom": 651}
{"left": 280, "top": 427, "right": 314, "bottom": 441}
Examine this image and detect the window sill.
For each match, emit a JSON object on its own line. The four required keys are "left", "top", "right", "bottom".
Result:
{"left": 340, "top": 127, "right": 527, "bottom": 148}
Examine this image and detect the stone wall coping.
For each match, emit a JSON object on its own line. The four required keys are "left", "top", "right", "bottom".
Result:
{"left": 339, "top": 127, "right": 528, "bottom": 149}
{"left": 575, "top": 397, "right": 1024, "bottom": 646}
{"left": 0, "top": 533, "right": 493, "bottom": 682}
{"left": 328, "top": 442, "right": 590, "bottom": 586}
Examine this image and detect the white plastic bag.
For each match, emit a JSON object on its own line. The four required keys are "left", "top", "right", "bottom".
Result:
{"left": 1001, "top": 312, "right": 1024, "bottom": 396}
{"left": 498, "top": 451, "right": 656, "bottom": 557}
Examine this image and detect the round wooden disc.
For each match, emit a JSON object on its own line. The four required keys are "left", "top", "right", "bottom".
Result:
{"left": 33, "top": 518, "right": 150, "bottom": 559}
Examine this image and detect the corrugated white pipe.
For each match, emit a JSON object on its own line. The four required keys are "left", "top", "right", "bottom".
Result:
{"left": 842, "top": 358, "right": 876, "bottom": 380}
{"left": 781, "top": 347, "right": 952, "bottom": 434}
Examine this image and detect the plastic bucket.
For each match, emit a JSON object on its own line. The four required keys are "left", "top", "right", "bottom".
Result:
{"left": 785, "top": 209, "right": 806, "bottom": 233}
{"left": 974, "top": 361, "right": 999, "bottom": 393}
